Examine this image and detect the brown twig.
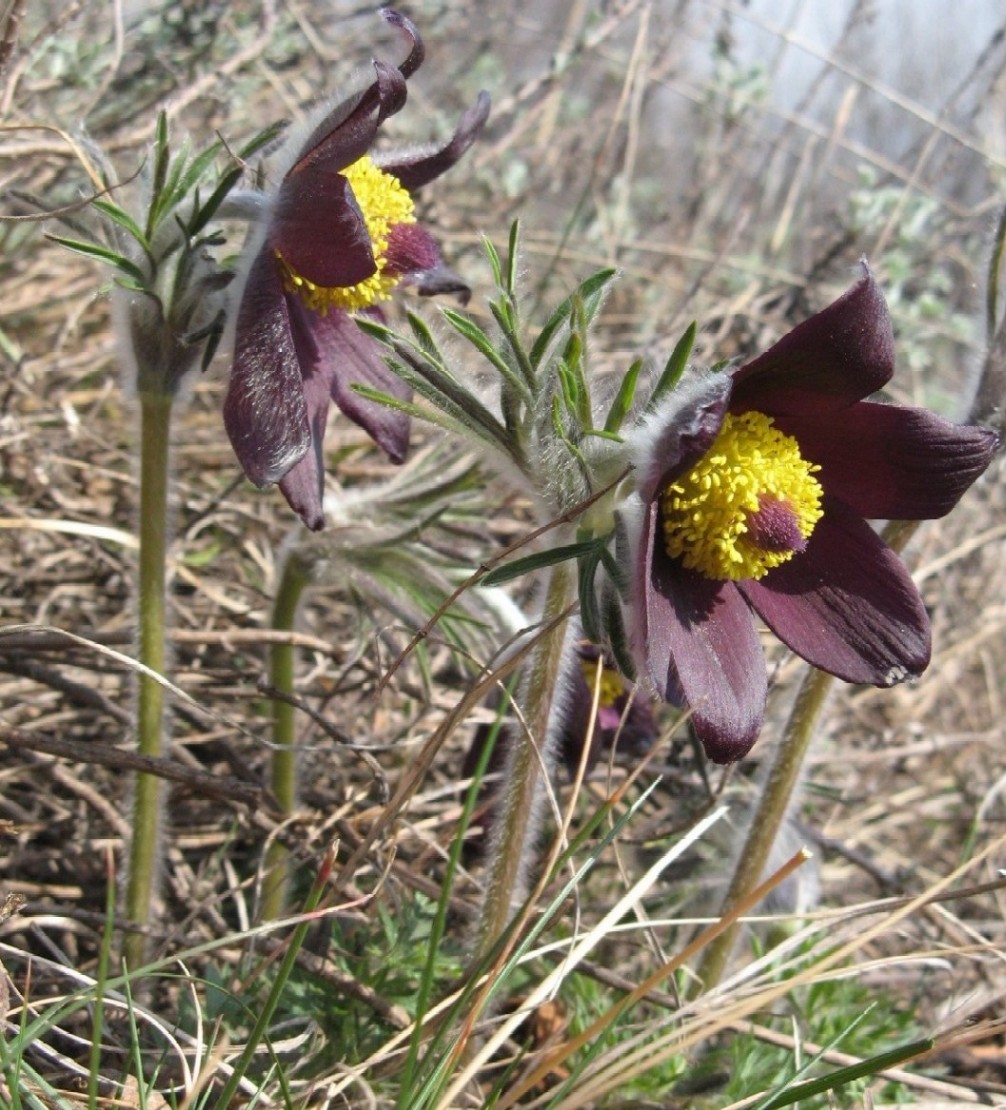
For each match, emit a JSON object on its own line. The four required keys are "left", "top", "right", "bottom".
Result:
{"left": 0, "top": 0, "right": 27, "bottom": 85}
{"left": 0, "top": 725, "right": 273, "bottom": 812}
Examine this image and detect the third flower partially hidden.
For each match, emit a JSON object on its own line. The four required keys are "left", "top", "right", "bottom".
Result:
{"left": 628, "top": 269, "right": 999, "bottom": 763}
{"left": 223, "top": 10, "right": 489, "bottom": 529}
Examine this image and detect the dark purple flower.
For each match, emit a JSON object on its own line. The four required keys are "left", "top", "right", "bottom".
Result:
{"left": 461, "top": 638, "right": 658, "bottom": 859}
{"left": 561, "top": 641, "right": 659, "bottom": 773}
{"left": 630, "top": 269, "right": 1000, "bottom": 764}
{"left": 224, "top": 10, "right": 490, "bottom": 529}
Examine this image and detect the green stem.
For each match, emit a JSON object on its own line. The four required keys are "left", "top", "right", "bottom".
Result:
{"left": 694, "top": 665, "right": 834, "bottom": 994}
{"left": 695, "top": 518, "right": 922, "bottom": 994}
{"left": 475, "top": 556, "right": 576, "bottom": 960}
{"left": 260, "top": 553, "right": 310, "bottom": 920}
{"left": 122, "top": 392, "right": 173, "bottom": 971}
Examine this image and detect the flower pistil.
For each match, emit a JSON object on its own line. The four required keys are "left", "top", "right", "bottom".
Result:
{"left": 661, "top": 409, "right": 823, "bottom": 581}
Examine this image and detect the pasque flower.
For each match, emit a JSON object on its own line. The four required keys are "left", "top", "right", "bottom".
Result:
{"left": 563, "top": 641, "right": 658, "bottom": 772}
{"left": 461, "top": 637, "right": 657, "bottom": 860}
{"left": 630, "top": 269, "right": 999, "bottom": 763}
{"left": 223, "top": 9, "right": 490, "bottom": 529}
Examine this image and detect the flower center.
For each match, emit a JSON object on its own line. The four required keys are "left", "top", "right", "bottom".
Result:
{"left": 579, "top": 658, "right": 626, "bottom": 709}
{"left": 281, "top": 156, "right": 416, "bottom": 314}
{"left": 660, "top": 410, "right": 823, "bottom": 581}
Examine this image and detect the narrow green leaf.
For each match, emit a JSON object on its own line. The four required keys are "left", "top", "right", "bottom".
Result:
{"left": 91, "top": 199, "right": 149, "bottom": 251}
{"left": 598, "top": 541, "right": 628, "bottom": 596}
{"left": 236, "top": 120, "right": 286, "bottom": 162}
{"left": 604, "top": 358, "right": 642, "bottom": 433}
{"left": 358, "top": 320, "right": 510, "bottom": 451}
{"left": 47, "top": 234, "right": 148, "bottom": 285}
{"left": 199, "top": 311, "right": 226, "bottom": 372}
{"left": 482, "top": 233, "right": 504, "bottom": 289}
{"left": 149, "top": 137, "right": 192, "bottom": 231}
{"left": 529, "top": 268, "right": 617, "bottom": 369}
{"left": 440, "top": 307, "right": 532, "bottom": 402}
{"left": 481, "top": 539, "right": 601, "bottom": 586}
{"left": 189, "top": 165, "right": 243, "bottom": 236}
{"left": 406, "top": 310, "right": 449, "bottom": 365}
{"left": 578, "top": 542, "right": 605, "bottom": 642}
{"left": 491, "top": 292, "right": 517, "bottom": 334}
{"left": 505, "top": 219, "right": 520, "bottom": 296}
{"left": 176, "top": 140, "right": 223, "bottom": 206}
{"left": 648, "top": 320, "right": 697, "bottom": 410}
{"left": 353, "top": 313, "right": 395, "bottom": 343}
{"left": 556, "top": 359, "right": 578, "bottom": 413}
{"left": 563, "top": 324, "right": 593, "bottom": 427}
{"left": 148, "top": 112, "right": 171, "bottom": 238}
{"left": 352, "top": 373, "right": 511, "bottom": 459}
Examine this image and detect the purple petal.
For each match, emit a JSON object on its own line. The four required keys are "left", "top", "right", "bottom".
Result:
{"left": 739, "top": 496, "right": 931, "bottom": 685}
{"left": 277, "top": 448, "right": 326, "bottom": 531}
{"left": 635, "top": 500, "right": 767, "bottom": 762}
{"left": 373, "top": 57, "right": 410, "bottom": 124}
{"left": 308, "top": 308, "right": 412, "bottom": 463}
{"left": 270, "top": 301, "right": 337, "bottom": 530}
{"left": 407, "top": 263, "right": 472, "bottom": 302}
{"left": 272, "top": 167, "right": 376, "bottom": 289}
{"left": 777, "top": 402, "right": 1000, "bottom": 521}
{"left": 380, "top": 91, "right": 491, "bottom": 193}
{"left": 380, "top": 9, "right": 425, "bottom": 79}
{"left": 634, "top": 371, "right": 732, "bottom": 504}
{"left": 224, "top": 247, "right": 310, "bottom": 487}
{"left": 385, "top": 224, "right": 472, "bottom": 301}
{"left": 384, "top": 222, "right": 441, "bottom": 277}
{"left": 289, "top": 59, "right": 406, "bottom": 178}
{"left": 730, "top": 269, "right": 895, "bottom": 416}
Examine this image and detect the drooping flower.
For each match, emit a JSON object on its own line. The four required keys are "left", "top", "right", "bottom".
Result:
{"left": 223, "top": 10, "right": 490, "bottom": 529}
{"left": 563, "top": 641, "right": 659, "bottom": 772}
{"left": 462, "top": 637, "right": 658, "bottom": 858}
{"left": 629, "top": 268, "right": 1000, "bottom": 763}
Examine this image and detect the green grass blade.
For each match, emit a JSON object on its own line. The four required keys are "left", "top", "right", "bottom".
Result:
{"left": 754, "top": 1035, "right": 935, "bottom": 1110}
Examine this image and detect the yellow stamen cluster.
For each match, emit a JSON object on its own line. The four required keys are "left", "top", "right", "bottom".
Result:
{"left": 661, "top": 410, "right": 824, "bottom": 581}
{"left": 580, "top": 659, "right": 626, "bottom": 708}
{"left": 280, "top": 156, "right": 416, "bottom": 314}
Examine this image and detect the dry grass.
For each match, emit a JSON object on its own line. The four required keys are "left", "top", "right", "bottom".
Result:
{"left": 1, "top": 0, "right": 1005, "bottom": 1106}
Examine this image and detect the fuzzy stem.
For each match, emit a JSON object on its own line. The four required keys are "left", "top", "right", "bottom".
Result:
{"left": 693, "top": 665, "right": 833, "bottom": 994}
{"left": 694, "top": 517, "right": 923, "bottom": 994}
{"left": 475, "top": 556, "right": 576, "bottom": 960}
{"left": 122, "top": 392, "right": 172, "bottom": 971}
{"left": 260, "top": 553, "right": 310, "bottom": 920}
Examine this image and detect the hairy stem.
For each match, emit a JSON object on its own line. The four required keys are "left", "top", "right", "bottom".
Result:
{"left": 261, "top": 553, "right": 310, "bottom": 920}
{"left": 475, "top": 556, "right": 576, "bottom": 960}
{"left": 123, "top": 392, "right": 172, "bottom": 970}
{"left": 695, "top": 518, "right": 922, "bottom": 993}
{"left": 694, "top": 665, "right": 833, "bottom": 993}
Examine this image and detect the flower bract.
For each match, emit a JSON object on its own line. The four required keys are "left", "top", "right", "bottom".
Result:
{"left": 629, "top": 269, "right": 1000, "bottom": 763}
{"left": 223, "top": 9, "right": 490, "bottom": 529}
